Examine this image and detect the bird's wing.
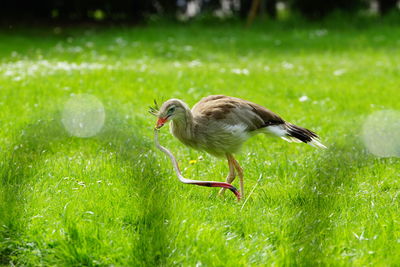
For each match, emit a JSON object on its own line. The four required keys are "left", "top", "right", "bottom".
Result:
{"left": 192, "top": 95, "right": 285, "bottom": 131}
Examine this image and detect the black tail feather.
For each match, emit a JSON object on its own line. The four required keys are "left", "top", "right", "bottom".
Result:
{"left": 285, "top": 123, "right": 318, "bottom": 143}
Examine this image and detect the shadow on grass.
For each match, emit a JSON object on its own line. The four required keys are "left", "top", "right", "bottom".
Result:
{"left": 0, "top": 113, "right": 170, "bottom": 266}
{"left": 0, "top": 118, "right": 68, "bottom": 264}
{"left": 287, "top": 139, "right": 369, "bottom": 265}
{"left": 96, "top": 114, "right": 171, "bottom": 266}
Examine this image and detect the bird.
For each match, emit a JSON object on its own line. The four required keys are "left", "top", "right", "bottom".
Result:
{"left": 153, "top": 95, "right": 326, "bottom": 199}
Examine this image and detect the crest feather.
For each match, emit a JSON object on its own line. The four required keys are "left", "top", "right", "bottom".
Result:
{"left": 148, "top": 99, "right": 160, "bottom": 116}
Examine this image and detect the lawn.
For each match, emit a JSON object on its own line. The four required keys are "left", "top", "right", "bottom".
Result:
{"left": 1, "top": 19, "right": 400, "bottom": 266}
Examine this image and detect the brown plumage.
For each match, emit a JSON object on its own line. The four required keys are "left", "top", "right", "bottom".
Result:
{"left": 155, "top": 95, "right": 326, "bottom": 199}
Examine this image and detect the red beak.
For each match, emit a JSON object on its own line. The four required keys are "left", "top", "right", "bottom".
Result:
{"left": 156, "top": 117, "right": 168, "bottom": 129}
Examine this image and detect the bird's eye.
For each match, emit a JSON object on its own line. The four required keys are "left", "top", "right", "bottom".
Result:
{"left": 167, "top": 106, "right": 175, "bottom": 114}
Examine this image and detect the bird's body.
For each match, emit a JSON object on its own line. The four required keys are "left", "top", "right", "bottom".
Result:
{"left": 154, "top": 95, "right": 326, "bottom": 199}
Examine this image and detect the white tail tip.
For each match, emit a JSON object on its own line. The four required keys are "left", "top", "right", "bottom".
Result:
{"left": 281, "top": 136, "right": 302, "bottom": 143}
{"left": 308, "top": 138, "right": 327, "bottom": 149}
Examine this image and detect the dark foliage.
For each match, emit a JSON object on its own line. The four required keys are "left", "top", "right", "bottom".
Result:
{"left": 290, "top": 0, "right": 366, "bottom": 19}
{"left": 239, "top": 0, "right": 253, "bottom": 18}
{"left": 0, "top": 0, "right": 157, "bottom": 23}
{"left": 0, "top": 0, "right": 397, "bottom": 24}
{"left": 265, "top": 0, "right": 278, "bottom": 18}
{"left": 377, "top": 0, "right": 399, "bottom": 14}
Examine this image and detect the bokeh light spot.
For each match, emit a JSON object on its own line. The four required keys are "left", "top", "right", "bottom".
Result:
{"left": 362, "top": 110, "right": 400, "bottom": 158}
{"left": 62, "top": 94, "right": 105, "bottom": 138}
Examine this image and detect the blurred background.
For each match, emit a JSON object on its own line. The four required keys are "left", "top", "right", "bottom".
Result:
{"left": 1, "top": 0, "right": 400, "bottom": 266}
{"left": 1, "top": 0, "right": 399, "bottom": 25}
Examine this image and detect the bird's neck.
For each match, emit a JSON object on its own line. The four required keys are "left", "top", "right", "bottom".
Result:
{"left": 171, "top": 108, "right": 194, "bottom": 143}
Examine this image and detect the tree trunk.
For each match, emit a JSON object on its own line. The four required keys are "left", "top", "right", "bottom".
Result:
{"left": 246, "top": 0, "right": 260, "bottom": 26}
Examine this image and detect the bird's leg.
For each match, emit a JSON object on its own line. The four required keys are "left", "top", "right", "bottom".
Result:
{"left": 218, "top": 154, "right": 236, "bottom": 196}
{"left": 232, "top": 157, "right": 244, "bottom": 199}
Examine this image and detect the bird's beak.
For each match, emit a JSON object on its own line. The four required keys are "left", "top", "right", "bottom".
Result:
{"left": 156, "top": 117, "right": 168, "bottom": 129}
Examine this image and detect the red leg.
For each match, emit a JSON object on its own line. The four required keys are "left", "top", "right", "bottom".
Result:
{"left": 218, "top": 153, "right": 236, "bottom": 196}
{"left": 231, "top": 156, "right": 244, "bottom": 199}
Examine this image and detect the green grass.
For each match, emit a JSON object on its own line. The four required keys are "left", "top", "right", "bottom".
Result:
{"left": 1, "top": 18, "right": 400, "bottom": 265}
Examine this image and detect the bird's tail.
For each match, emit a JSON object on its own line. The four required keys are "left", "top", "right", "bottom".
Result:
{"left": 281, "top": 123, "right": 327, "bottom": 149}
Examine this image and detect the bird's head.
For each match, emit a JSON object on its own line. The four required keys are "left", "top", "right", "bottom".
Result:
{"left": 153, "top": 99, "right": 187, "bottom": 129}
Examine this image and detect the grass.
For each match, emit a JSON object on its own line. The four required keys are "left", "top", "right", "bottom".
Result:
{"left": 1, "top": 17, "right": 400, "bottom": 265}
